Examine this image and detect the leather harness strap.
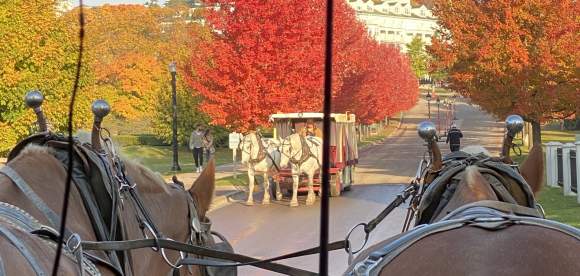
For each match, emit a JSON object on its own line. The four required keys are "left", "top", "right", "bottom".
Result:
{"left": 442, "top": 200, "right": 543, "bottom": 219}
{"left": 0, "top": 225, "right": 46, "bottom": 276}
{"left": 348, "top": 206, "right": 580, "bottom": 276}
{"left": 0, "top": 166, "right": 87, "bottom": 275}
{"left": 0, "top": 166, "right": 62, "bottom": 230}
{"left": 82, "top": 238, "right": 347, "bottom": 276}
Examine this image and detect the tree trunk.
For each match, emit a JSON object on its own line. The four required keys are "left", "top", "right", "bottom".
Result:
{"left": 531, "top": 120, "right": 542, "bottom": 147}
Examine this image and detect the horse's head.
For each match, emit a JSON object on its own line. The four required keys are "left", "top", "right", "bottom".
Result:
{"left": 240, "top": 132, "right": 259, "bottom": 165}
{"left": 416, "top": 115, "right": 544, "bottom": 224}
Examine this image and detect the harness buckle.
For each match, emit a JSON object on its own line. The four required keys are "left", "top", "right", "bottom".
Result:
{"left": 66, "top": 233, "right": 82, "bottom": 252}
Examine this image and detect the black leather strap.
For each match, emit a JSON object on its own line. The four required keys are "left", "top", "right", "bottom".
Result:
{"left": 83, "top": 238, "right": 347, "bottom": 275}
{"left": 0, "top": 225, "right": 46, "bottom": 276}
{"left": 0, "top": 166, "right": 61, "bottom": 230}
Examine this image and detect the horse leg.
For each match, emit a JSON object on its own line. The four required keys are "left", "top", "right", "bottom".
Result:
{"left": 290, "top": 172, "right": 299, "bottom": 207}
{"left": 275, "top": 179, "right": 283, "bottom": 201}
{"left": 262, "top": 172, "right": 271, "bottom": 205}
{"left": 306, "top": 171, "right": 316, "bottom": 205}
{"left": 246, "top": 169, "right": 255, "bottom": 206}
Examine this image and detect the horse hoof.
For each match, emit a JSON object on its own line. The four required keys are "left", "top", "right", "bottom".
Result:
{"left": 306, "top": 199, "right": 315, "bottom": 205}
{"left": 290, "top": 201, "right": 299, "bottom": 207}
{"left": 262, "top": 199, "right": 271, "bottom": 205}
{"left": 245, "top": 201, "right": 254, "bottom": 206}
{"left": 276, "top": 195, "right": 283, "bottom": 201}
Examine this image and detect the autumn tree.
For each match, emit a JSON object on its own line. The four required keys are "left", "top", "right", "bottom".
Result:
{"left": 430, "top": 0, "right": 579, "bottom": 144}
{"left": 0, "top": 0, "right": 93, "bottom": 155}
{"left": 153, "top": 3, "right": 214, "bottom": 144}
{"left": 187, "top": 0, "right": 419, "bottom": 131}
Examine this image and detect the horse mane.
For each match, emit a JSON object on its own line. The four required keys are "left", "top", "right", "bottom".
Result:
{"left": 123, "top": 159, "right": 170, "bottom": 194}
{"left": 20, "top": 144, "right": 54, "bottom": 156}
{"left": 461, "top": 145, "right": 491, "bottom": 157}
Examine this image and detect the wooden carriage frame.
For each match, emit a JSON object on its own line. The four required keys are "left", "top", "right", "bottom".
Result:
{"left": 269, "top": 112, "right": 358, "bottom": 197}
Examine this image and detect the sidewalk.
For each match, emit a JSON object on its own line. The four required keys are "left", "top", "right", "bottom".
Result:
{"left": 164, "top": 162, "right": 248, "bottom": 211}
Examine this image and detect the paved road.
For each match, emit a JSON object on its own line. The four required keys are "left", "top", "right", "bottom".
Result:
{"left": 208, "top": 98, "right": 505, "bottom": 275}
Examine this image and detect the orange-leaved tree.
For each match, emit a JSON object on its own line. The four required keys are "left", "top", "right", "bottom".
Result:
{"left": 430, "top": 0, "right": 579, "bottom": 143}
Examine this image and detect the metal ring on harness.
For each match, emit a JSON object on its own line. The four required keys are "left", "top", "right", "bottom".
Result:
{"left": 345, "top": 222, "right": 370, "bottom": 255}
{"left": 141, "top": 221, "right": 161, "bottom": 252}
{"left": 66, "top": 232, "right": 82, "bottom": 252}
{"left": 160, "top": 238, "right": 187, "bottom": 269}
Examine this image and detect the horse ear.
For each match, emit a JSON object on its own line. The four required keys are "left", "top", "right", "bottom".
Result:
{"left": 189, "top": 159, "right": 215, "bottom": 218}
{"left": 519, "top": 145, "right": 544, "bottom": 195}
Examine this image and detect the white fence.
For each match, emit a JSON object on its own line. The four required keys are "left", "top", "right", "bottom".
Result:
{"left": 545, "top": 141, "right": 580, "bottom": 203}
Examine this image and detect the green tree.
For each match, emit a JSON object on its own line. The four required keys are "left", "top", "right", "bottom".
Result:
{"left": 0, "top": 0, "right": 92, "bottom": 155}
{"left": 153, "top": 79, "right": 209, "bottom": 146}
{"left": 406, "top": 35, "right": 430, "bottom": 79}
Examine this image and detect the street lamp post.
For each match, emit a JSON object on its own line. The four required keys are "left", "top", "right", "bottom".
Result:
{"left": 426, "top": 91, "right": 432, "bottom": 119}
{"left": 169, "top": 62, "right": 181, "bottom": 171}
{"left": 436, "top": 97, "right": 441, "bottom": 136}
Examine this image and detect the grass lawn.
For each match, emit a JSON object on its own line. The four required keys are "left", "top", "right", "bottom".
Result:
{"left": 216, "top": 175, "right": 250, "bottom": 187}
{"left": 358, "top": 123, "right": 398, "bottom": 148}
{"left": 120, "top": 145, "right": 232, "bottom": 175}
{"left": 512, "top": 129, "right": 580, "bottom": 227}
{"left": 537, "top": 186, "right": 580, "bottom": 228}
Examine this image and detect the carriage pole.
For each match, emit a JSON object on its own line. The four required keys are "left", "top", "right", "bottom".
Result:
{"left": 319, "top": 0, "right": 334, "bottom": 274}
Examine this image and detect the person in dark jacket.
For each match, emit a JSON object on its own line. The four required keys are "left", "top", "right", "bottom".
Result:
{"left": 446, "top": 124, "right": 463, "bottom": 152}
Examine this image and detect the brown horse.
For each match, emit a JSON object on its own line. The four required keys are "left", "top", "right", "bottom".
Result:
{"left": 347, "top": 143, "right": 580, "bottom": 276}
{"left": 0, "top": 144, "right": 217, "bottom": 275}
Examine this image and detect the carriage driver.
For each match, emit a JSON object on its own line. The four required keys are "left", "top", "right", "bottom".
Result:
{"left": 300, "top": 119, "right": 322, "bottom": 138}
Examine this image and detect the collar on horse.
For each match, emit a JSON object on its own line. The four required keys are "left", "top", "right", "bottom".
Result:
{"left": 415, "top": 153, "right": 539, "bottom": 225}
{"left": 283, "top": 135, "right": 319, "bottom": 166}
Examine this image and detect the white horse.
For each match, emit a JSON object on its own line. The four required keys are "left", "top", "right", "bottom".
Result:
{"left": 279, "top": 133, "right": 322, "bottom": 207}
{"left": 240, "top": 132, "right": 282, "bottom": 205}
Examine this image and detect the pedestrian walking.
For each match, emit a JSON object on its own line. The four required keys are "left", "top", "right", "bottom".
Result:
{"left": 203, "top": 128, "right": 215, "bottom": 162}
{"left": 189, "top": 126, "right": 205, "bottom": 173}
{"left": 446, "top": 123, "right": 463, "bottom": 152}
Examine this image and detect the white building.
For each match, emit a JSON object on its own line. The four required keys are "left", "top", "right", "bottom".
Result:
{"left": 347, "top": 0, "right": 437, "bottom": 52}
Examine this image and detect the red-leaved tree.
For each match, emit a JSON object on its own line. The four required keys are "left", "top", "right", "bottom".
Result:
{"left": 186, "top": 0, "right": 419, "bottom": 131}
